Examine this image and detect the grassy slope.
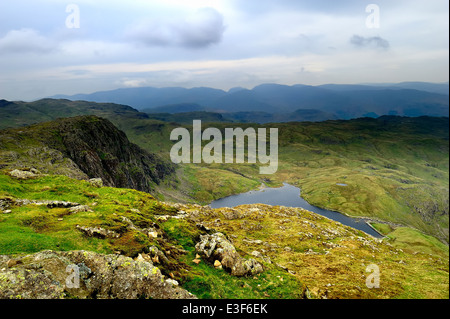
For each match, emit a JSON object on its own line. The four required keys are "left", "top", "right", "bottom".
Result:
{"left": 0, "top": 173, "right": 306, "bottom": 299}
{"left": 4, "top": 101, "right": 447, "bottom": 230}
{"left": 0, "top": 172, "right": 447, "bottom": 299}
{"left": 125, "top": 117, "right": 448, "bottom": 243}
{"left": 0, "top": 100, "right": 448, "bottom": 254}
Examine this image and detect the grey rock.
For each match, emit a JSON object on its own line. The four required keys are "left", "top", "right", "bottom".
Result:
{"left": 76, "top": 225, "right": 120, "bottom": 239}
{"left": 0, "top": 250, "right": 196, "bottom": 299}
{"left": 8, "top": 169, "right": 39, "bottom": 180}
{"left": 69, "top": 205, "right": 93, "bottom": 214}
{"left": 195, "top": 232, "right": 263, "bottom": 277}
{"left": 88, "top": 178, "right": 103, "bottom": 188}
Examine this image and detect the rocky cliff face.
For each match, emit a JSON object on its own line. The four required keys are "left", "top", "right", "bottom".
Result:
{"left": 0, "top": 116, "right": 175, "bottom": 193}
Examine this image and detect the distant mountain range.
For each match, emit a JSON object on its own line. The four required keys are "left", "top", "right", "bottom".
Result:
{"left": 50, "top": 82, "right": 449, "bottom": 121}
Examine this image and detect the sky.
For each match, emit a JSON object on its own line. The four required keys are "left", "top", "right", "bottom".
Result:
{"left": 0, "top": 0, "right": 448, "bottom": 101}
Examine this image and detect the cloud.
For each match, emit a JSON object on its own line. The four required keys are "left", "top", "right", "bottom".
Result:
{"left": 0, "top": 28, "right": 57, "bottom": 55}
{"left": 350, "top": 35, "right": 390, "bottom": 50}
{"left": 125, "top": 7, "right": 225, "bottom": 48}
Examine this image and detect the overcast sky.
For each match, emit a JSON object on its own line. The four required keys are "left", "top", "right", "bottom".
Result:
{"left": 0, "top": 0, "right": 448, "bottom": 101}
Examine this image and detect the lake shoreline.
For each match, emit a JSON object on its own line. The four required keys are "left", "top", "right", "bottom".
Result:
{"left": 210, "top": 182, "right": 385, "bottom": 238}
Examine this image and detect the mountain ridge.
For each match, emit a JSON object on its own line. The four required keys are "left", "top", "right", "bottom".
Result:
{"left": 49, "top": 82, "right": 449, "bottom": 120}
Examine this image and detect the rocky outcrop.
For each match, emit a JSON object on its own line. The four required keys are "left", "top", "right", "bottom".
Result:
{"left": 48, "top": 116, "right": 175, "bottom": 193}
{"left": 0, "top": 250, "right": 196, "bottom": 299}
{"left": 8, "top": 168, "right": 41, "bottom": 179}
{"left": 0, "top": 197, "right": 87, "bottom": 213}
{"left": 75, "top": 225, "right": 120, "bottom": 239}
{"left": 0, "top": 116, "right": 175, "bottom": 193}
{"left": 195, "top": 232, "right": 264, "bottom": 277}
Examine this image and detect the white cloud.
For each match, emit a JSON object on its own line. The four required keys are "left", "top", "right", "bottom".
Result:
{"left": 0, "top": 28, "right": 57, "bottom": 55}
{"left": 0, "top": 0, "right": 447, "bottom": 100}
{"left": 125, "top": 7, "right": 226, "bottom": 48}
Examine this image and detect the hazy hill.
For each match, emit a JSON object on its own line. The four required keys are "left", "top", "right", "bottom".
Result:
{"left": 364, "top": 82, "right": 450, "bottom": 95}
{"left": 0, "top": 98, "right": 150, "bottom": 130}
{"left": 51, "top": 82, "right": 449, "bottom": 119}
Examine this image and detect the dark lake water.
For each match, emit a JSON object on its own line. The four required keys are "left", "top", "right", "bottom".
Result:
{"left": 210, "top": 183, "right": 382, "bottom": 238}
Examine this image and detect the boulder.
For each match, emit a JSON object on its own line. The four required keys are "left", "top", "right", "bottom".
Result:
{"left": 0, "top": 250, "right": 196, "bottom": 299}
{"left": 8, "top": 169, "right": 39, "bottom": 180}
{"left": 76, "top": 225, "right": 120, "bottom": 239}
{"left": 195, "top": 232, "right": 263, "bottom": 277}
{"left": 69, "top": 205, "right": 93, "bottom": 214}
{"left": 88, "top": 178, "right": 103, "bottom": 188}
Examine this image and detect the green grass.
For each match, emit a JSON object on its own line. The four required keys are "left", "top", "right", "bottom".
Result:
{"left": 0, "top": 172, "right": 448, "bottom": 299}
{"left": 0, "top": 173, "right": 164, "bottom": 256}
{"left": 160, "top": 217, "right": 307, "bottom": 299}
{"left": 385, "top": 227, "right": 449, "bottom": 258}
{"left": 157, "top": 117, "right": 448, "bottom": 243}
{"left": 0, "top": 172, "right": 308, "bottom": 299}
{"left": 1, "top": 101, "right": 448, "bottom": 243}
{"left": 371, "top": 223, "right": 394, "bottom": 236}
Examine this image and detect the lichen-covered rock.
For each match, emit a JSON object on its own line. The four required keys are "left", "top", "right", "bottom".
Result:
{"left": 76, "top": 225, "right": 120, "bottom": 239}
{"left": 0, "top": 268, "right": 66, "bottom": 299}
{"left": 88, "top": 178, "right": 103, "bottom": 188}
{"left": 8, "top": 169, "right": 39, "bottom": 180}
{"left": 195, "top": 232, "right": 263, "bottom": 277}
{"left": 69, "top": 205, "right": 93, "bottom": 214}
{"left": 0, "top": 250, "right": 196, "bottom": 299}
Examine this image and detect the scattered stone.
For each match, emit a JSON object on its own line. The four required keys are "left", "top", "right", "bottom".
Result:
{"left": 165, "top": 279, "right": 179, "bottom": 287}
{"left": 88, "top": 178, "right": 103, "bottom": 188}
{"left": 196, "top": 223, "right": 211, "bottom": 232}
{"left": 243, "top": 239, "right": 264, "bottom": 245}
{"left": 148, "top": 231, "right": 158, "bottom": 239}
{"left": 8, "top": 169, "right": 40, "bottom": 180}
{"left": 76, "top": 225, "right": 120, "bottom": 239}
{"left": 214, "top": 260, "right": 222, "bottom": 268}
{"left": 195, "top": 233, "right": 263, "bottom": 277}
{"left": 192, "top": 259, "right": 201, "bottom": 265}
{"left": 147, "top": 246, "right": 169, "bottom": 265}
{"left": 322, "top": 242, "right": 341, "bottom": 249}
{"left": 251, "top": 251, "right": 263, "bottom": 258}
{"left": 222, "top": 209, "right": 242, "bottom": 220}
{"left": 305, "top": 249, "right": 318, "bottom": 255}
{"left": 45, "top": 201, "right": 80, "bottom": 209}
{"left": 69, "top": 205, "right": 92, "bottom": 214}
{"left": 3, "top": 210, "right": 11, "bottom": 214}
{"left": 275, "top": 263, "right": 288, "bottom": 270}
